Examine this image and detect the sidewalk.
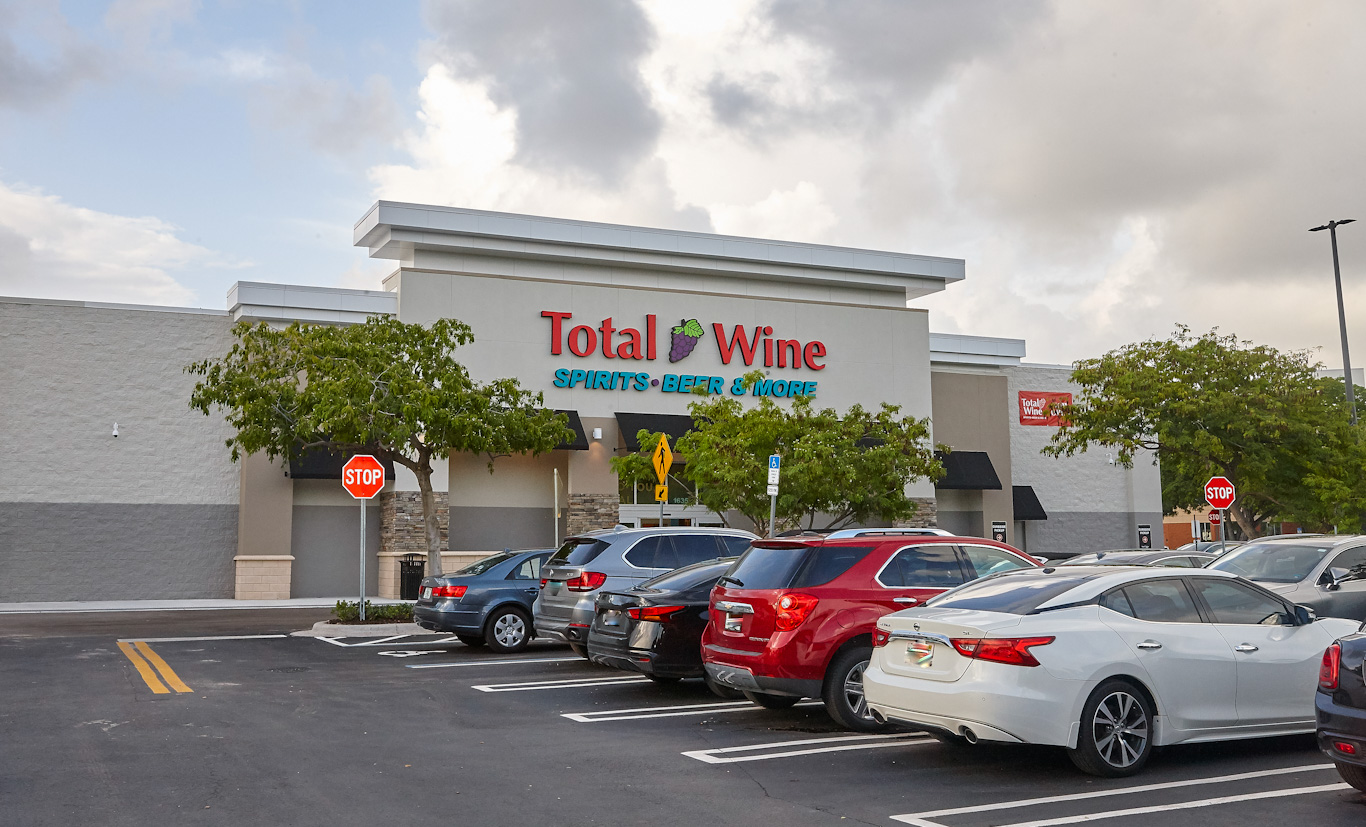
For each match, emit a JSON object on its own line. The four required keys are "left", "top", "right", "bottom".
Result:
{"left": 0, "top": 597, "right": 412, "bottom": 614}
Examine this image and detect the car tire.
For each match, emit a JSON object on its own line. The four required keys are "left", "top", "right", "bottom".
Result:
{"left": 1067, "top": 679, "right": 1154, "bottom": 777}
{"left": 568, "top": 642, "right": 589, "bottom": 659}
{"left": 456, "top": 635, "right": 485, "bottom": 647}
{"left": 823, "top": 646, "right": 891, "bottom": 732}
{"left": 706, "top": 677, "right": 745, "bottom": 700}
{"left": 743, "top": 691, "right": 801, "bottom": 709}
{"left": 1337, "top": 761, "right": 1366, "bottom": 792}
{"left": 484, "top": 607, "right": 532, "bottom": 654}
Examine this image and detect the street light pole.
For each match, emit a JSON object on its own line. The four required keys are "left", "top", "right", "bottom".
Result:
{"left": 1311, "top": 219, "right": 1358, "bottom": 424}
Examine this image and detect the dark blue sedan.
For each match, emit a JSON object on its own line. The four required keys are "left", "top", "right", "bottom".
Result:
{"left": 413, "top": 549, "right": 552, "bottom": 653}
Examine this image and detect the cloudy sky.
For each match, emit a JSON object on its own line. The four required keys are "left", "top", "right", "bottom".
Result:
{"left": 3, "top": 0, "right": 1364, "bottom": 366}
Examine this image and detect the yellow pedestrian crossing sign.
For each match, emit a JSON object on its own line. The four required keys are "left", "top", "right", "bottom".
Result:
{"left": 652, "top": 434, "right": 672, "bottom": 483}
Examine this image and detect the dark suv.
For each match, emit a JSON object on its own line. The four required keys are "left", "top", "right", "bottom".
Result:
{"left": 702, "top": 530, "right": 1039, "bottom": 730}
{"left": 1317, "top": 624, "right": 1366, "bottom": 792}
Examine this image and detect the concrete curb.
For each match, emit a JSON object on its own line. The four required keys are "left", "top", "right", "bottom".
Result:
{"left": 291, "top": 620, "right": 429, "bottom": 638}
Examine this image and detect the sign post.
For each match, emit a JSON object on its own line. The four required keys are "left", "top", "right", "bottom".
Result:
{"left": 342, "top": 455, "right": 386, "bottom": 621}
{"left": 652, "top": 435, "right": 672, "bottom": 527}
{"left": 1204, "top": 476, "right": 1236, "bottom": 555}
{"left": 767, "top": 455, "right": 781, "bottom": 537}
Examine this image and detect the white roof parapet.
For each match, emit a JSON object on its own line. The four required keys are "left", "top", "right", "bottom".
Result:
{"left": 353, "top": 201, "right": 965, "bottom": 302}
{"left": 228, "top": 281, "right": 396, "bottom": 325}
{"left": 929, "top": 332, "right": 1026, "bottom": 367}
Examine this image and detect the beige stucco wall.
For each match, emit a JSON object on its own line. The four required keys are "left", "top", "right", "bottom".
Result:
{"left": 929, "top": 370, "right": 1014, "bottom": 540}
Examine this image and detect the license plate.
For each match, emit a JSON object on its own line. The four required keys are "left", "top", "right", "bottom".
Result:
{"left": 601, "top": 611, "right": 622, "bottom": 627}
{"left": 420, "top": 587, "right": 432, "bottom": 600}
{"left": 548, "top": 582, "right": 561, "bottom": 596}
{"left": 907, "top": 640, "right": 934, "bottom": 667}
{"left": 724, "top": 614, "right": 743, "bottom": 633}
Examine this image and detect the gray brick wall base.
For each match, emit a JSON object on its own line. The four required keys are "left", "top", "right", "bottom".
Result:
{"left": 0, "top": 502, "right": 237, "bottom": 602}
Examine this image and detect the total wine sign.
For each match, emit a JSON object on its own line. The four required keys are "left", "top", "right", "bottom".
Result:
{"left": 541, "top": 311, "right": 825, "bottom": 398}
{"left": 1018, "top": 391, "right": 1072, "bottom": 426}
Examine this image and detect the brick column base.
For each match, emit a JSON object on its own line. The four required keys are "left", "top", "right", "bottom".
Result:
{"left": 234, "top": 555, "right": 294, "bottom": 599}
{"left": 893, "top": 497, "right": 938, "bottom": 529}
{"left": 566, "top": 493, "right": 619, "bottom": 536}
{"left": 380, "top": 491, "right": 448, "bottom": 556}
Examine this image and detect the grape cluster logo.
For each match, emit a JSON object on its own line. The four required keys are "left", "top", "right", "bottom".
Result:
{"left": 668, "top": 319, "right": 705, "bottom": 363}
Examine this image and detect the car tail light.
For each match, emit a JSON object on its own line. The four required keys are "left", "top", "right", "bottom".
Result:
{"left": 1334, "top": 741, "right": 1357, "bottom": 756}
{"left": 872, "top": 627, "right": 890, "bottom": 648}
{"left": 539, "top": 579, "right": 547, "bottom": 588}
{"left": 774, "top": 593, "right": 819, "bottom": 631}
{"left": 1321, "top": 643, "right": 1341, "bottom": 690}
{"left": 949, "top": 636, "right": 1055, "bottom": 667}
{"left": 627, "top": 605, "right": 686, "bottom": 622}
{"left": 430, "top": 585, "right": 467, "bottom": 599}
{"left": 566, "top": 572, "right": 607, "bottom": 592}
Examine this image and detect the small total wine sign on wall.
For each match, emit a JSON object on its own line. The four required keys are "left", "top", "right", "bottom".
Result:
{"left": 1018, "top": 391, "right": 1072, "bottom": 426}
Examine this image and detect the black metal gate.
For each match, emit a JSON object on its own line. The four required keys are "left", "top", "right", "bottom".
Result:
{"left": 399, "top": 554, "right": 425, "bottom": 600}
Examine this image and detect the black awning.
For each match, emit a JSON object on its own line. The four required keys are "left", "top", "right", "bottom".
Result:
{"left": 616, "top": 412, "right": 695, "bottom": 451}
{"left": 288, "top": 446, "right": 396, "bottom": 480}
{"left": 934, "top": 450, "right": 1002, "bottom": 490}
{"left": 556, "top": 410, "right": 590, "bottom": 451}
{"left": 1013, "top": 485, "right": 1048, "bottom": 521}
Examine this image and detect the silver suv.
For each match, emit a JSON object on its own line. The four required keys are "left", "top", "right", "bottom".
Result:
{"left": 1206, "top": 534, "right": 1366, "bottom": 620}
{"left": 534, "top": 526, "right": 757, "bottom": 656}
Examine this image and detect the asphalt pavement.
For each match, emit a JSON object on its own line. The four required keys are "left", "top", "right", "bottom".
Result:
{"left": 2, "top": 609, "right": 1363, "bottom": 826}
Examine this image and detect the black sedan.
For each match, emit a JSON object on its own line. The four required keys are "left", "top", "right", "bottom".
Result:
{"left": 587, "top": 558, "right": 737, "bottom": 689}
{"left": 1318, "top": 624, "right": 1366, "bottom": 792}
{"left": 413, "top": 549, "right": 552, "bottom": 653}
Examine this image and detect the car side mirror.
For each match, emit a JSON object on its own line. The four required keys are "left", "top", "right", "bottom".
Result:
{"left": 1294, "top": 604, "right": 1318, "bottom": 625}
{"left": 1323, "top": 567, "right": 1350, "bottom": 591}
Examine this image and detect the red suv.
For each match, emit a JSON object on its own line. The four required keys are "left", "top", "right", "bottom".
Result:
{"left": 702, "top": 530, "right": 1040, "bottom": 731}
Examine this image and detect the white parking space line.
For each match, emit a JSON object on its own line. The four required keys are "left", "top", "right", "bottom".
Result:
{"left": 116, "top": 634, "right": 288, "bottom": 643}
{"left": 889, "top": 763, "right": 1340, "bottom": 827}
{"left": 563, "top": 699, "right": 822, "bottom": 723}
{"left": 683, "top": 733, "right": 930, "bottom": 764}
{"left": 471, "top": 675, "right": 650, "bottom": 692}
{"left": 407, "top": 657, "right": 575, "bottom": 670}
{"left": 993, "top": 783, "right": 1351, "bottom": 827}
{"left": 316, "top": 634, "right": 458, "bottom": 648}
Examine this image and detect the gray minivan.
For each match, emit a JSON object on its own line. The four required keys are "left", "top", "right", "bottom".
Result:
{"left": 534, "top": 526, "right": 757, "bottom": 656}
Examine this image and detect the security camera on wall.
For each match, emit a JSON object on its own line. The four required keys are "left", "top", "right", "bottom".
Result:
{"left": 113, "top": 423, "right": 119, "bottom": 438}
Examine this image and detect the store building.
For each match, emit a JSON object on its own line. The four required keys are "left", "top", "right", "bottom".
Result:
{"left": 0, "top": 202, "right": 1161, "bottom": 602}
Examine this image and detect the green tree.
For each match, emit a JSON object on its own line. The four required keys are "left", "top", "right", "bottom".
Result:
{"left": 612, "top": 374, "right": 942, "bottom": 535}
{"left": 188, "top": 316, "right": 573, "bottom": 575}
{"left": 1044, "top": 325, "right": 1366, "bottom": 537}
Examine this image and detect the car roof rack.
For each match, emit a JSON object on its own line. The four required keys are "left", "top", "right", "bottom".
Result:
{"left": 824, "top": 527, "right": 954, "bottom": 539}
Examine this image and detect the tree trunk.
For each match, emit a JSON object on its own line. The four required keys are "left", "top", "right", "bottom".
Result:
{"left": 415, "top": 461, "right": 444, "bottom": 576}
{"left": 1228, "top": 499, "right": 1257, "bottom": 542}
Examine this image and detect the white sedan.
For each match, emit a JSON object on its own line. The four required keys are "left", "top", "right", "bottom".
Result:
{"left": 863, "top": 566, "right": 1359, "bottom": 776}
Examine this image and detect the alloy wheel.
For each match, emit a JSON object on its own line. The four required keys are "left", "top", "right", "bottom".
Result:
{"left": 843, "top": 659, "right": 872, "bottom": 720}
{"left": 1090, "top": 690, "right": 1149, "bottom": 769}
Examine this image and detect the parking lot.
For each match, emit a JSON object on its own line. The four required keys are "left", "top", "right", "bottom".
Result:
{"left": 2, "top": 610, "right": 1363, "bottom": 826}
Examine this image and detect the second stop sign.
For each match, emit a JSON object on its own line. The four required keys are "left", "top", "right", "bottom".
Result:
{"left": 1204, "top": 476, "right": 1235, "bottom": 510}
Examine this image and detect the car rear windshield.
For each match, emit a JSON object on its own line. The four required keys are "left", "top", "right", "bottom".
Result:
{"left": 454, "top": 551, "right": 518, "bottom": 576}
{"left": 1207, "top": 543, "right": 1333, "bottom": 583}
{"left": 927, "top": 573, "right": 1097, "bottom": 614}
{"left": 723, "top": 545, "right": 873, "bottom": 590}
{"left": 549, "top": 538, "right": 612, "bottom": 567}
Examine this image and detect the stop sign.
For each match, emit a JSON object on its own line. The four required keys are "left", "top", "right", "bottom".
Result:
{"left": 1208, "top": 510, "right": 1221, "bottom": 526}
{"left": 1204, "top": 476, "right": 1236, "bottom": 510}
{"left": 341, "top": 455, "right": 385, "bottom": 499}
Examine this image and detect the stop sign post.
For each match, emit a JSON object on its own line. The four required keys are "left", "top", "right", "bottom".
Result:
{"left": 1204, "top": 476, "right": 1236, "bottom": 552}
{"left": 342, "top": 455, "right": 386, "bottom": 621}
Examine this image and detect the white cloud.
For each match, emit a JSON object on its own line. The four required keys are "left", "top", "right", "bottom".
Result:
{"left": 0, "top": 182, "right": 214, "bottom": 306}
{"left": 368, "top": 64, "right": 709, "bottom": 230}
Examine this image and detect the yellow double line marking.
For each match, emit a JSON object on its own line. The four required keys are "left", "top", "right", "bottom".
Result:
{"left": 117, "top": 641, "right": 193, "bottom": 694}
